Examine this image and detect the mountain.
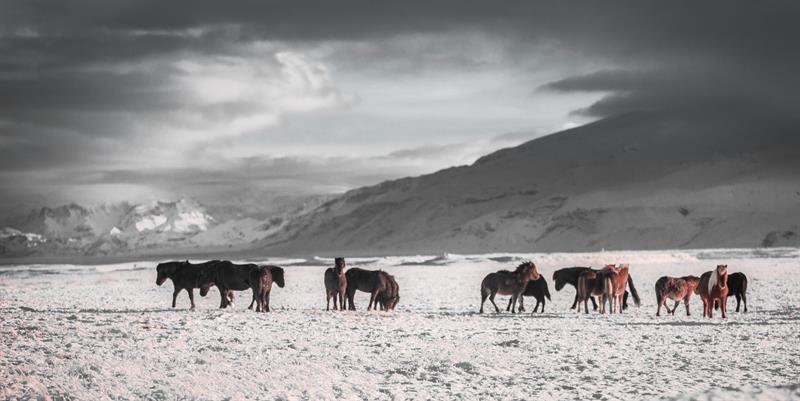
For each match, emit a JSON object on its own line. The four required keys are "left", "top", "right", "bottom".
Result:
{"left": 253, "top": 112, "right": 800, "bottom": 255}
{"left": 0, "top": 194, "right": 332, "bottom": 258}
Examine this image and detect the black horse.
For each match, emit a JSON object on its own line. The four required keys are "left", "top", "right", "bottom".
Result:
{"left": 552, "top": 267, "right": 635, "bottom": 311}
{"left": 208, "top": 261, "right": 259, "bottom": 308}
{"left": 507, "top": 275, "right": 551, "bottom": 313}
{"left": 716, "top": 272, "right": 748, "bottom": 312}
{"left": 155, "top": 260, "right": 220, "bottom": 309}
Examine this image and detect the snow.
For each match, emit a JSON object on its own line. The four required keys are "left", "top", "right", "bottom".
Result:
{"left": 1, "top": 248, "right": 799, "bottom": 400}
{"left": 134, "top": 214, "right": 167, "bottom": 232}
{"left": 109, "top": 226, "right": 122, "bottom": 236}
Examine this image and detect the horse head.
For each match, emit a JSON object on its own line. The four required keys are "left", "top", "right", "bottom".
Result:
{"left": 716, "top": 264, "right": 728, "bottom": 289}
{"left": 521, "top": 261, "right": 540, "bottom": 281}
{"left": 271, "top": 266, "right": 286, "bottom": 288}
{"left": 334, "top": 257, "right": 346, "bottom": 276}
{"left": 155, "top": 261, "right": 183, "bottom": 285}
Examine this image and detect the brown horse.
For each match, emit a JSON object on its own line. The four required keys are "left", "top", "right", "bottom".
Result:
{"left": 576, "top": 270, "right": 612, "bottom": 314}
{"left": 324, "top": 257, "right": 347, "bottom": 311}
{"left": 249, "top": 265, "right": 285, "bottom": 312}
{"left": 654, "top": 275, "right": 700, "bottom": 316}
{"left": 378, "top": 271, "right": 399, "bottom": 311}
{"left": 345, "top": 268, "right": 389, "bottom": 311}
{"left": 697, "top": 264, "right": 729, "bottom": 318}
{"left": 479, "top": 261, "right": 541, "bottom": 313}
{"left": 603, "top": 264, "right": 632, "bottom": 314}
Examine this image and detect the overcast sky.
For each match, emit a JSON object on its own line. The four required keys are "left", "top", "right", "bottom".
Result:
{"left": 1, "top": 1, "right": 798, "bottom": 209}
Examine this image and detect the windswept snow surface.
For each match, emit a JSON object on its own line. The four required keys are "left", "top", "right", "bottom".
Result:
{"left": 1, "top": 249, "right": 799, "bottom": 400}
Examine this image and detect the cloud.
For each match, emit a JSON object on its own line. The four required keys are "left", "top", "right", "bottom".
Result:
{"left": 1, "top": 1, "right": 798, "bottom": 208}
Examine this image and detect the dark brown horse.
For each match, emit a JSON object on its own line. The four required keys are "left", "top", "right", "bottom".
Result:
{"left": 377, "top": 272, "right": 399, "bottom": 311}
{"left": 345, "top": 268, "right": 389, "bottom": 311}
{"left": 479, "top": 261, "right": 541, "bottom": 313}
{"left": 506, "top": 275, "right": 551, "bottom": 313}
{"left": 155, "top": 260, "right": 219, "bottom": 309}
{"left": 716, "top": 272, "right": 748, "bottom": 313}
{"left": 655, "top": 275, "right": 701, "bottom": 316}
{"left": 553, "top": 267, "right": 636, "bottom": 311}
{"left": 249, "top": 265, "right": 285, "bottom": 312}
{"left": 576, "top": 270, "right": 612, "bottom": 314}
{"left": 208, "top": 261, "right": 259, "bottom": 308}
{"left": 324, "top": 257, "right": 347, "bottom": 311}
{"left": 697, "top": 264, "right": 729, "bottom": 318}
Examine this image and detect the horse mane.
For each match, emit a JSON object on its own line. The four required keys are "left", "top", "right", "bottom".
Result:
{"left": 515, "top": 261, "right": 533, "bottom": 272}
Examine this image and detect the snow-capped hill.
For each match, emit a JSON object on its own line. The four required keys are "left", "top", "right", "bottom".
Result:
{"left": 14, "top": 203, "right": 130, "bottom": 239}
{"left": 257, "top": 111, "right": 800, "bottom": 254}
{"left": 120, "top": 198, "right": 215, "bottom": 234}
{"left": 0, "top": 227, "right": 45, "bottom": 243}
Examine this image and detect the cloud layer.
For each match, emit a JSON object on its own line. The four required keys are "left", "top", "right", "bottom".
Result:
{"left": 1, "top": 1, "right": 797, "bottom": 209}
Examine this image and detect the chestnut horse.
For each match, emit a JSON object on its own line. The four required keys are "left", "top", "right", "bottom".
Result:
{"left": 654, "top": 275, "right": 700, "bottom": 316}
{"left": 696, "top": 264, "right": 729, "bottom": 318}
{"left": 480, "top": 261, "right": 541, "bottom": 313}
{"left": 603, "top": 264, "right": 633, "bottom": 314}
{"left": 324, "top": 257, "right": 348, "bottom": 311}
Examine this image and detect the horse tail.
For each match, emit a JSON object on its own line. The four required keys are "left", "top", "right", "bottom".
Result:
{"left": 627, "top": 275, "right": 641, "bottom": 307}
{"left": 544, "top": 280, "right": 551, "bottom": 300}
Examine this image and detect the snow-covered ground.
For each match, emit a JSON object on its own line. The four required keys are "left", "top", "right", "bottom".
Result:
{"left": 1, "top": 249, "right": 799, "bottom": 400}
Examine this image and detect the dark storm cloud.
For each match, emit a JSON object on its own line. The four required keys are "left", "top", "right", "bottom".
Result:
{"left": 0, "top": 0, "right": 798, "bottom": 207}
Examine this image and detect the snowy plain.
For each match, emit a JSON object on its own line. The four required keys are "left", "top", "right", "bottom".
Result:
{"left": 1, "top": 249, "right": 799, "bottom": 401}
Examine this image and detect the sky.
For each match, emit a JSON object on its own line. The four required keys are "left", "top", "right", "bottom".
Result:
{"left": 0, "top": 1, "right": 798, "bottom": 211}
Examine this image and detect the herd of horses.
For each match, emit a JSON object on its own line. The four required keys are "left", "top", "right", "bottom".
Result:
{"left": 155, "top": 258, "right": 749, "bottom": 319}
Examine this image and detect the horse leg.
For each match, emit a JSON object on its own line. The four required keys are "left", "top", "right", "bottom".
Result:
{"left": 347, "top": 288, "right": 356, "bottom": 311}
{"left": 721, "top": 297, "right": 727, "bottom": 319}
{"left": 368, "top": 290, "right": 377, "bottom": 311}
{"left": 506, "top": 297, "right": 512, "bottom": 312}
{"left": 735, "top": 294, "right": 741, "bottom": 312}
{"left": 510, "top": 295, "right": 518, "bottom": 313}
{"left": 518, "top": 295, "right": 525, "bottom": 312}
{"left": 264, "top": 290, "right": 271, "bottom": 312}
{"left": 339, "top": 292, "right": 346, "bottom": 311}
{"left": 248, "top": 288, "right": 257, "bottom": 310}
{"left": 489, "top": 292, "right": 501, "bottom": 313}
{"left": 326, "top": 290, "right": 332, "bottom": 311}
{"left": 188, "top": 288, "right": 196, "bottom": 310}
{"left": 571, "top": 292, "right": 579, "bottom": 310}
{"left": 656, "top": 297, "right": 663, "bottom": 316}
{"left": 742, "top": 292, "right": 748, "bottom": 313}
{"left": 172, "top": 287, "right": 181, "bottom": 308}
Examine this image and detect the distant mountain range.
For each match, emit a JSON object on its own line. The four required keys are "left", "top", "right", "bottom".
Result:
{"left": 3, "top": 111, "right": 799, "bottom": 260}
{"left": 0, "top": 196, "right": 328, "bottom": 258}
